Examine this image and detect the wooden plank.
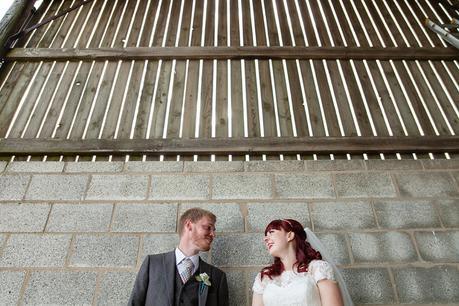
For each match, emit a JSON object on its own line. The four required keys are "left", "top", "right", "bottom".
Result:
{"left": 405, "top": 61, "right": 457, "bottom": 136}
{"left": 298, "top": 59, "right": 325, "bottom": 136}
{"left": 380, "top": 60, "right": 420, "bottom": 136}
{"left": 4, "top": 62, "right": 54, "bottom": 138}
{"left": 285, "top": 60, "right": 308, "bottom": 137}
{"left": 366, "top": 61, "right": 405, "bottom": 136}
{"left": 22, "top": 62, "right": 70, "bottom": 138}
{"left": 0, "top": 62, "right": 39, "bottom": 137}
{"left": 38, "top": 62, "right": 82, "bottom": 138}
{"left": 419, "top": 61, "right": 459, "bottom": 135}
{"left": 7, "top": 46, "right": 459, "bottom": 61}
{"left": 98, "top": 0, "right": 130, "bottom": 48}
{"left": 392, "top": 60, "right": 436, "bottom": 136}
{"left": 38, "top": 0, "right": 74, "bottom": 48}
{"left": 354, "top": 61, "right": 389, "bottom": 136}
{"left": 1, "top": 136, "right": 458, "bottom": 155}
{"left": 60, "top": 0, "right": 97, "bottom": 48}
{"left": 52, "top": 61, "right": 93, "bottom": 138}
{"left": 384, "top": 0, "right": 419, "bottom": 47}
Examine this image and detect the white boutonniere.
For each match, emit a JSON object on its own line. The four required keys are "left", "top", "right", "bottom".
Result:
{"left": 196, "top": 272, "right": 211, "bottom": 294}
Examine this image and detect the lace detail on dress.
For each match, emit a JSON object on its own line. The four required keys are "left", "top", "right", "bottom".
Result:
{"left": 309, "top": 260, "right": 335, "bottom": 283}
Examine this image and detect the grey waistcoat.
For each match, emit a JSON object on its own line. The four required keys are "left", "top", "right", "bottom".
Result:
{"left": 175, "top": 269, "right": 199, "bottom": 306}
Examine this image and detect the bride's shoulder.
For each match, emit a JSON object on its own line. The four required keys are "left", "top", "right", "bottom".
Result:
{"left": 252, "top": 272, "right": 271, "bottom": 294}
{"left": 308, "top": 260, "right": 335, "bottom": 283}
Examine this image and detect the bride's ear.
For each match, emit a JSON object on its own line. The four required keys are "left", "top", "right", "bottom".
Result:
{"left": 287, "top": 231, "right": 295, "bottom": 242}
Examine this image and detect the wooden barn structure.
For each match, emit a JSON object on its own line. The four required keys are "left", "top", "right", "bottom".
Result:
{"left": 0, "top": 0, "right": 459, "bottom": 160}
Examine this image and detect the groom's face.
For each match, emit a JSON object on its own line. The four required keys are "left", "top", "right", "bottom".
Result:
{"left": 189, "top": 216, "right": 216, "bottom": 251}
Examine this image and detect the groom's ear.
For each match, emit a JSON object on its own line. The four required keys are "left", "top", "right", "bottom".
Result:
{"left": 184, "top": 219, "right": 193, "bottom": 233}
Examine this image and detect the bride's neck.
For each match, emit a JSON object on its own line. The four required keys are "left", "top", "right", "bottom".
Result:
{"left": 279, "top": 247, "right": 297, "bottom": 271}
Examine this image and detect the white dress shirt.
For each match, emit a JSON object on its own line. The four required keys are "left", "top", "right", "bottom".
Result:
{"left": 175, "top": 248, "right": 199, "bottom": 275}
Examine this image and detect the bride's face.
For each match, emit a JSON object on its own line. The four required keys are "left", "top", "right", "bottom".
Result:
{"left": 264, "top": 228, "right": 292, "bottom": 257}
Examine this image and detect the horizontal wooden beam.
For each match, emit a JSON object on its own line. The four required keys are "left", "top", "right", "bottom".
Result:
{"left": 1, "top": 137, "right": 458, "bottom": 155}
{"left": 6, "top": 46, "right": 459, "bottom": 61}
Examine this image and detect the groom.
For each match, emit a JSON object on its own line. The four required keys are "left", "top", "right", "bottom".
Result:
{"left": 128, "top": 207, "right": 229, "bottom": 306}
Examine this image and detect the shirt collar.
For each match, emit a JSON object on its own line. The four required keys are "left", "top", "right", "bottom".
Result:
{"left": 175, "top": 248, "right": 200, "bottom": 274}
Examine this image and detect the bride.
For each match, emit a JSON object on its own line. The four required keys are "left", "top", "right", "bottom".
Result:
{"left": 252, "top": 219, "right": 353, "bottom": 306}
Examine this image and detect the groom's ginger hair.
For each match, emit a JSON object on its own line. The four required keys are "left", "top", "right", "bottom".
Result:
{"left": 178, "top": 208, "right": 216, "bottom": 236}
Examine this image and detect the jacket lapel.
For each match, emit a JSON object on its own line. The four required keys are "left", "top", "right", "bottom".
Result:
{"left": 163, "top": 251, "right": 176, "bottom": 306}
{"left": 198, "top": 258, "right": 211, "bottom": 306}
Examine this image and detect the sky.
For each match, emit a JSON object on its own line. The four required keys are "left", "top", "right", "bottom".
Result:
{"left": 0, "top": 0, "right": 15, "bottom": 22}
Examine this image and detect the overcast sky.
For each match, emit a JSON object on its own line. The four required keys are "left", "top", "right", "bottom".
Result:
{"left": 0, "top": 0, "right": 15, "bottom": 22}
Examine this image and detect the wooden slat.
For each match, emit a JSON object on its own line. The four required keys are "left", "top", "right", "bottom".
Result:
{"left": 6, "top": 46, "right": 459, "bottom": 61}
{"left": 1, "top": 136, "right": 458, "bottom": 155}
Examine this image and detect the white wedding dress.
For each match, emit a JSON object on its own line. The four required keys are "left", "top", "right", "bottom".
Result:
{"left": 252, "top": 260, "right": 335, "bottom": 306}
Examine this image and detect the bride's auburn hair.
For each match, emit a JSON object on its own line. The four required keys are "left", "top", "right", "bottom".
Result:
{"left": 261, "top": 219, "right": 322, "bottom": 280}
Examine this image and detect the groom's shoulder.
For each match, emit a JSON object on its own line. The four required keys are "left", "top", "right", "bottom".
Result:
{"left": 202, "top": 261, "right": 226, "bottom": 277}
{"left": 144, "top": 250, "right": 174, "bottom": 262}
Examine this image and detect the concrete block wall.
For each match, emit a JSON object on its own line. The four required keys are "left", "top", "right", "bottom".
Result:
{"left": 0, "top": 160, "right": 458, "bottom": 305}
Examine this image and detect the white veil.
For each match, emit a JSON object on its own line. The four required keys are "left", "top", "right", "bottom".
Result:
{"left": 304, "top": 228, "right": 354, "bottom": 306}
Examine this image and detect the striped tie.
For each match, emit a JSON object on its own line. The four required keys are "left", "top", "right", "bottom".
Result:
{"left": 179, "top": 258, "right": 194, "bottom": 284}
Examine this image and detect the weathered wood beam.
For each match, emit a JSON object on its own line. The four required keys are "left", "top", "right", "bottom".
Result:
{"left": 0, "top": 0, "right": 33, "bottom": 59}
{"left": 1, "top": 137, "right": 458, "bottom": 155}
{"left": 6, "top": 46, "right": 459, "bottom": 61}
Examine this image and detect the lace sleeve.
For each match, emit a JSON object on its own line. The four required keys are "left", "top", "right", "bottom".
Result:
{"left": 252, "top": 272, "right": 265, "bottom": 294}
{"left": 309, "top": 260, "right": 335, "bottom": 283}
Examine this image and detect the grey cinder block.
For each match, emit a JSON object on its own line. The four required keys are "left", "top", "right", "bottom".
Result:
{"left": 0, "top": 175, "right": 30, "bottom": 200}
{"left": 65, "top": 161, "right": 123, "bottom": 173}
{"left": 0, "top": 203, "right": 50, "bottom": 232}
{"left": 142, "top": 234, "right": 179, "bottom": 259}
{"left": 245, "top": 160, "right": 304, "bottom": 172}
{"left": 7, "top": 161, "right": 64, "bottom": 173}
{"left": 213, "top": 174, "right": 273, "bottom": 200}
{"left": 26, "top": 175, "right": 88, "bottom": 201}
{"left": 125, "top": 161, "right": 183, "bottom": 172}
{"left": 316, "top": 233, "right": 350, "bottom": 265}
{"left": 97, "top": 272, "right": 137, "bottom": 306}
{"left": 374, "top": 200, "right": 441, "bottom": 229}
{"left": 395, "top": 172, "right": 458, "bottom": 197}
{"left": 275, "top": 174, "right": 334, "bottom": 199}
{"left": 422, "top": 159, "right": 459, "bottom": 170}
{"left": 341, "top": 268, "right": 395, "bottom": 304}
{"left": 436, "top": 199, "right": 459, "bottom": 227}
{"left": 70, "top": 235, "right": 139, "bottom": 268}
{"left": 46, "top": 203, "right": 113, "bottom": 232}
{"left": 150, "top": 175, "right": 210, "bottom": 200}
{"left": 311, "top": 201, "right": 376, "bottom": 230}
{"left": 0, "top": 161, "right": 6, "bottom": 172}
{"left": 112, "top": 203, "right": 177, "bottom": 232}
{"left": 179, "top": 203, "right": 244, "bottom": 232}
{"left": 0, "top": 271, "right": 25, "bottom": 305}
{"left": 211, "top": 233, "right": 271, "bottom": 267}
{"left": 225, "top": 270, "right": 247, "bottom": 306}
{"left": 365, "top": 159, "right": 423, "bottom": 171}
{"left": 335, "top": 173, "right": 396, "bottom": 198}
{"left": 23, "top": 272, "right": 97, "bottom": 305}
{"left": 349, "top": 231, "right": 417, "bottom": 263}
{"left": 184, "top": 161, "right": 244, "bottom": 173}
{"left": 86, "top": 175, "right": 149, "bottom": 200}
{"left": 393, "top": 265, "right": 459, "bottom": 303}
{"left": 415, "top": 231, "right": 459, "bottom": 262}
{"left": 304, "top": 160, "right": 365, "bottom": 171}
{"left": 246, "top": 202, "right": 310, "bottom": 232}
{"left": 0, "top": 234, "right": 71, "bottom": 267}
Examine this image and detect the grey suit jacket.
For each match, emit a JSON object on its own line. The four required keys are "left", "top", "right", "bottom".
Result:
{"left": 128, "top": 251, "right": 229, "bottom": 306}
